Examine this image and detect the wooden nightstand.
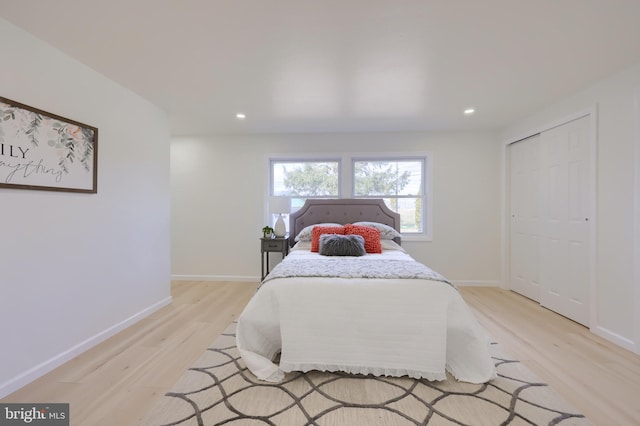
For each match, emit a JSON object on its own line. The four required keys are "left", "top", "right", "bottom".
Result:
{"left": 261, "top": 237, "right": 289, "bottom": 280}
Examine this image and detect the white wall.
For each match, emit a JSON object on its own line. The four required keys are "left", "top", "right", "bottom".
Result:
{"left": 501, "top": 60, "right": 640, "bottom": 352}
{"left": 0, "top": 18, "right": 171, "bottom": 396}
{"left": 171, "top": 131, "right": 502, "bottom": 285}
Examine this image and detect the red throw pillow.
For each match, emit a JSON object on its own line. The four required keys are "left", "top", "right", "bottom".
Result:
{"left": 311, "top": 225, "right": 346, "bottom": 252}
{"left": 345, "top": 224, "right": 382, "bottom": 254}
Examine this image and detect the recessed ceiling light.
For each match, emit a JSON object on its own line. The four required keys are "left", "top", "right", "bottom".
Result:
{"left": 464, "top": 108, "right": 475, "bottom": 115}
{"left": 236, "top": 113, "right": 246, "bottom": 119}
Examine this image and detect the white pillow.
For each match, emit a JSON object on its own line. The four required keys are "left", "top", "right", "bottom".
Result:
{"left": 353, "top": 221, "right": 401, "bottom": 240}
{"left": 381, "top": 239, "right": 406, "bottom": 252}
{"left": 294, "top": 223, "right": 343, "bottom": 241}
{"left": 291, "top": 241, "right": 312, "bottom": 251}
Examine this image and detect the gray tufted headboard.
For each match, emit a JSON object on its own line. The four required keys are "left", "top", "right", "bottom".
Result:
{"left": 289, "top": 198, "right": 401, "bottom": 246}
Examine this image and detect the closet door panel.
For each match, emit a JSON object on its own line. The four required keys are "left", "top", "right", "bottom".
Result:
{"left": 509, "top": 135, "right": 541, "bottom": 302}
{"left": 539, "top": 116, "right": 590, "bottom": 325}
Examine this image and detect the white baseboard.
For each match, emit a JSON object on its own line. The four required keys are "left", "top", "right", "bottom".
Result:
{"left": 0, "top": 296, "right": 172, "bottom": 399}
{"left": 171, "top": 274, "right": 260, "bottom": 282}
{"left": 592, "top": 325, "right": 638, "bottom": 354}
{"left": 453, "top": 280, "right": 502, "bottom": 287}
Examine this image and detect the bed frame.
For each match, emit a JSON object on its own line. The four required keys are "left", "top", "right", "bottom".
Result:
{"left": 289, "top": 198, "right": 401, "bottom": 246}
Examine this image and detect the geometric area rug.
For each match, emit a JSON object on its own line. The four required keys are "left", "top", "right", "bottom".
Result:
{"left": 139, "top": 323, "right": 592, "bottom": 426}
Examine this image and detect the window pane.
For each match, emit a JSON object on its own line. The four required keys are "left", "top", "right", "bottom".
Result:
{"left": 290, "top": 197, "right": 307, "bottom": 212}
{"left": 272, "top": 161, "right": 339, "bottom": 197}
{"left": 354, "top": 158, "right": 426, "bottom": 234}
{"left": 385, "top": 197, "right": 423, "bottom": 233}
{"left": 353, "top": 160, "right": 423, "bottom": 196}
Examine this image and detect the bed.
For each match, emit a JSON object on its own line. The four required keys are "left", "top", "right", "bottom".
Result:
{"left": 236, "top": 199, "right": 496, "bottom": 384}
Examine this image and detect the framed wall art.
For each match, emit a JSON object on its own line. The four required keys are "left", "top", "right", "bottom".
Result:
{"left": 0, "top": 96, "right": 98, "bottom": 193}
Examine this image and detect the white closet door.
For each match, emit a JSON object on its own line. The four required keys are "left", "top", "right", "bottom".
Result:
{"left": 539, "top": 116, "right": 590, "bottom": 325}
{"left": 510, "top": 135, "right": 541, "bottom": 301}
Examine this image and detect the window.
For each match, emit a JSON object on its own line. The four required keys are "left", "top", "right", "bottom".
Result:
{"left": 269, "top": 154, "right": 431, "bottom": 239}
{"left": 270, "top": 159, "right": 340, "bottom": 211}
{"left": 353, "top": 158, "right": 425, "bottom": 234}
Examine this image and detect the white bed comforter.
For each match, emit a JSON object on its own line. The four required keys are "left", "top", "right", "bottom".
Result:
{"left": 236, "top": 248, "right": 497, "bottom": 384}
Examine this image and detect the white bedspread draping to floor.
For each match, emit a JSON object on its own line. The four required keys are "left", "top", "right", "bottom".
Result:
{"left": 236, "top": 250, "right": 497, "bottom": 384}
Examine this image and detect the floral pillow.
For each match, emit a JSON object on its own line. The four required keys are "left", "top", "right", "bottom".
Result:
{"left": 294, "top": 223, "right": 343, "bottom": 242}
{"left": 353, "top": 221, "right": 401, "bottom": 240}
{"left": 311, "top": 225, "right": 346, "bottom": 252}
{"left": 344, "top": 224, "right": 382, "bottom": 254}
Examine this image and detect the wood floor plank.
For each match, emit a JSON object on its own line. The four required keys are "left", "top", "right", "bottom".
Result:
{"left": 459, "top": 286, "right": 640, "bottom": 425}
{"left": 2, "top": 282, "right": 639, "bottom": 425}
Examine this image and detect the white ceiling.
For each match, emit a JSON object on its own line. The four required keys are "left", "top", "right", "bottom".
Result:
{"left": 2, "top": 0, "right": 640, "bottom": 135}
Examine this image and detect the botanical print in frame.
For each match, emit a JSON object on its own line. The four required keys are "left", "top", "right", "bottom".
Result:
{"left": 0, "top": 96, "right": 98, "bottom": 193}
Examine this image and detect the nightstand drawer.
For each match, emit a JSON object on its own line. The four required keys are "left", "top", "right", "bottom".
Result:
{"left": 262, "top": 240, "right": 285, "bottom": 251}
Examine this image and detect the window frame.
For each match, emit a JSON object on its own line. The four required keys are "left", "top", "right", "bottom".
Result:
{"left": 269, "top": 157, "right": 343, "bottom": 198}
{"left": 350, "top": 154, "right": 432, "bottom": 241}
{"left": 267, "top": 152, "right": 433, "bottom": 241}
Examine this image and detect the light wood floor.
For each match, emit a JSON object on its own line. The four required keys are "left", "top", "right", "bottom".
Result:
{"left": 3, "top": 282, "right": 640, "bottom": 425}
{"left": 462, "top": 287, "right": 640, "bottom": 425}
